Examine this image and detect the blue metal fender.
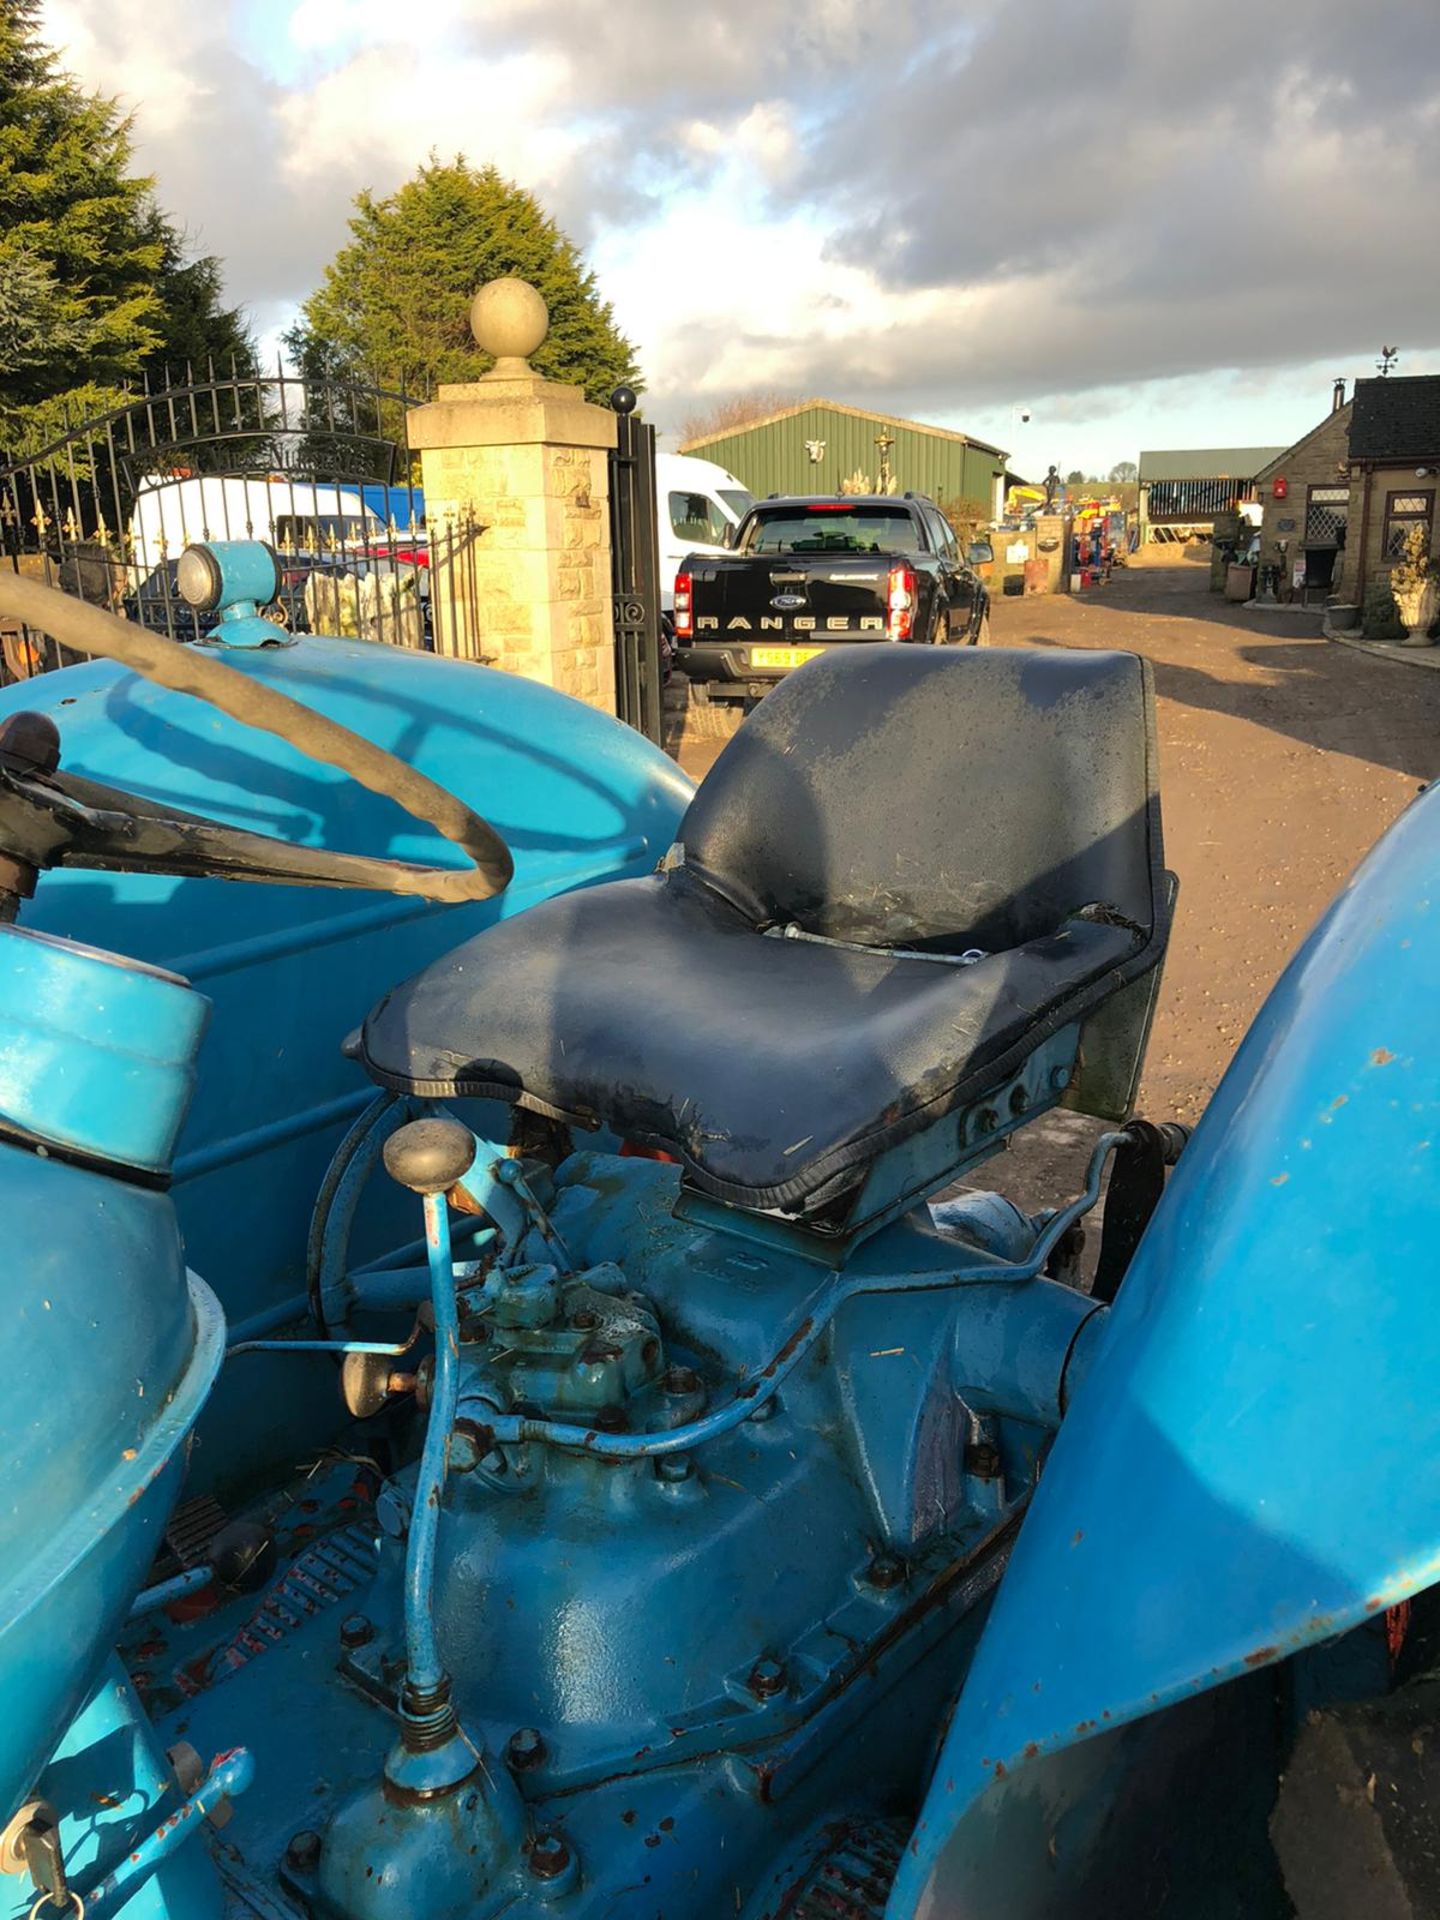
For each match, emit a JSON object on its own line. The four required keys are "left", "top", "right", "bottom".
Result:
{"left": 891, "top": 780, "right": 1440, "bottom": 1914}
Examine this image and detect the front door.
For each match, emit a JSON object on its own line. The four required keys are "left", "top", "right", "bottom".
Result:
{"left": 1305, "top": 485, "right": 1350, "bottom": 593}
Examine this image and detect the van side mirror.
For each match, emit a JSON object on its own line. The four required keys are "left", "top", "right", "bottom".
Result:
{"left": 967, "top": 539, "right": 994, "bottom": 566}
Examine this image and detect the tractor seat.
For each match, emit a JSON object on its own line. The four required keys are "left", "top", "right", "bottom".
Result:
{"left": 361, "top": 646, "right": 1168, "bottom": 1214}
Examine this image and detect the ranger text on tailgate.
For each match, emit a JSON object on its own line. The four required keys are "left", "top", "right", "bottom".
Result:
{"left": 674, "top": 493, "right": 992, "bottom": 704}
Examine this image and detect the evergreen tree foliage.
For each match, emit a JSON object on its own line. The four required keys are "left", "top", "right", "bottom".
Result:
{"left": 0, "top": 0, "right": 255, "bottom": 459}
{"left": 289, "top": 157, "right": 640, "bottom": 407}
{"left": 139, "top": 212, "right": 258, "bottom": 385}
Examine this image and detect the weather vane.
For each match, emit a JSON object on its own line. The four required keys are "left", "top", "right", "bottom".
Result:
{"left": 1377, "top": 345, "right": 1400, "bottom": 377}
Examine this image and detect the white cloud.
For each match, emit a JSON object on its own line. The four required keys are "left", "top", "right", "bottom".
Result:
{"left": 34, "top": 0, "right": 1440, "bottom": 473}
{"left": 275, "top": 43, "right": 577, "bottom": 190}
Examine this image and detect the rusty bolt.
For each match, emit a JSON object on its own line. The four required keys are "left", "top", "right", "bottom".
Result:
{"left": 528, "top": 1832, "right": 571, "bottom": 1880}
{"left": 662, "top": 1365, "right": 700, "bottom": 1397}
{"left": 867, "top": 1553, "right": 907, "bottom": 1591}
{"left": 507, "top": 1726, "right": 547, "bottom": 1772}
{"left": 570, "top": 1306, "right": 599, "bottom": 1331}
{"left": 285, "top": 1830, "right": 322, "bottom": 1873}
{"left": 976, "top": 1107, "right": 1000, "bottom": 1136}
{"left": 339, "top": 1614, "right": 373, "bottom": 1649}
{"left": 965, "top": 1440, "right": 1003, "bottom": 1481}
{"left": 748, "top": 1656, "right": 787, "bottom": 1701}
{"left": 1008, "top": 1082, "right": 1030, "bottom": 1116}
{"left": 655, "top": 1452, "right": 693, "bottom": 1484}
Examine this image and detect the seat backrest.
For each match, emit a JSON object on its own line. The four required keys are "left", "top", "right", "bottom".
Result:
{"left": 679, "top": 645, "right": 1160, "bottom": 954}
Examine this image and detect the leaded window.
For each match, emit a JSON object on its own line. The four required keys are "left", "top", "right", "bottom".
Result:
{"left": 1385, "top": 490, "right": 1434, "bottom": 560}
{"left": 1305, "top": 485, "right": 1349, "bottom": 546}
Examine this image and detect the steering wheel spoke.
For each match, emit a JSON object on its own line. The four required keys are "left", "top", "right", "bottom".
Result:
{"left": 0, "top": 575, "right": 514, "bottom": 909}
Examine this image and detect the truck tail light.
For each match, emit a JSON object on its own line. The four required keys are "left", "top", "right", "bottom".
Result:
{"left": 887, "top": 564, "right": 915, "bottom": 641}
{"left": 674, "top": 571, "right": 693, "bottom": 640}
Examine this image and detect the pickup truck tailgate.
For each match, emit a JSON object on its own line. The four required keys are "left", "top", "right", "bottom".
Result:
{"left": 689, "top": 554, "right": 891, "bottom": 642}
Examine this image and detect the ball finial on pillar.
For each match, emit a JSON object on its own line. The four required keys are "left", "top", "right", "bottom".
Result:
{"left": 470, "top": 278, "right": 549, "bottom": 379}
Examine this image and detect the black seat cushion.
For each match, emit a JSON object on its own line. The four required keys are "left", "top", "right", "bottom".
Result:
{"left": 360, "top": 646, "right": 1166, "bottom": 1212}
{"left": 679, "top": 644, "right": 1159, "bottom": 952}
{"left": 360, "top": 869, "right": 1141, "bottom": 1210}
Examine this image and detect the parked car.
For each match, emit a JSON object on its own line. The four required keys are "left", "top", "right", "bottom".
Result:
{"left": 674, "top": 492, "right": 990, "bottom": 705}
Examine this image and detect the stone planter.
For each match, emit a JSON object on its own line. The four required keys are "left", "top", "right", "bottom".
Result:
{"left": 1396, "top": 579, "right": 1439, "bottom": 647}
{"left": 1326, "top": 602, "right": 1360, "bottom": 632}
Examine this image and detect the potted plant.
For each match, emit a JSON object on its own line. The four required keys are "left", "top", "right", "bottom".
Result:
{"left": 1391, "top": 523, "right": 1440, "bottom": 646}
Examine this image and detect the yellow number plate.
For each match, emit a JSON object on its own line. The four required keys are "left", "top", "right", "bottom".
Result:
{"left": 750, "top": 646, "right": 822, "bottom": 670}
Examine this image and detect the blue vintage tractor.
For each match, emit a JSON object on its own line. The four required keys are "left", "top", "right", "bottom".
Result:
{"left": 0, "top": 543, "right": 1435, "bottom": 1920}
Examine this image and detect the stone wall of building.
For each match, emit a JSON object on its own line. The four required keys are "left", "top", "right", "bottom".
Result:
{"left": 1350, "top": 462, "right": 1440, "bottom": 602}
{"left": 1255, "top": 403, "right": 1353, "bottom": 594}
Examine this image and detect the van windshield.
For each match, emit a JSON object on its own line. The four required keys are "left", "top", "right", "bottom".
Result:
{"left": 274, "top": 514, "right": 373, "bottom": 551}
{"left": 741, "top": 505, "right": 923, "bottom": 555}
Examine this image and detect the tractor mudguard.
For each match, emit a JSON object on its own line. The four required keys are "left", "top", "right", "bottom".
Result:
{"left": 890, "top": 777, "right": 1440, "bottom": 1914}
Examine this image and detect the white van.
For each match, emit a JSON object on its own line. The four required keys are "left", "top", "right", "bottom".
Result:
{"left": 127, "top": 476, "right": 382, "bottom": 582}
{"left": 656, "top": 453, "right": 754, "bottom": 614}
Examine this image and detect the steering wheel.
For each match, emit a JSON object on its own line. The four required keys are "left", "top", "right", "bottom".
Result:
{"left": 0, "top": 573, "right": 514, "bottom": 917}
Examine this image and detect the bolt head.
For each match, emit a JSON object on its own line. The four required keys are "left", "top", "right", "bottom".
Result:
{"left": 285, "top": 1830, "right": 322, "bottom": 1873}
{"left": 528, "top": 1831, "right": 571, "bottom": 1880}
{"left": 507, "top": 1726, "right": 547, "bottom": 1771}
{"left": 662, "top": 1365, "right": 701, "bottom": 1396}
{"left": 867, "top": 1553, "right": 907, "bottom": 1591}
{"left": 655, "top": 1452, "right": 694, "bottom": 1483}
{"left": 339, "top": 1614, "right": 373, "bottom": 1649}
{"left": 748, "top": 1656, "right": 787, "bottom": 1700}
{"left": 570, "top": 1307, "right": 599, "bottom": 1330}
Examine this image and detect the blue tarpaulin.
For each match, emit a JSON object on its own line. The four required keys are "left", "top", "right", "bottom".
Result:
{"left": 360, "top": 484, "right": 425, "bottom": 528}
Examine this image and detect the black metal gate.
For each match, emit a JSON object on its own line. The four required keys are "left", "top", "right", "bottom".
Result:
{"left": 607, "top": 392, "right": 663, "bottom": 744}
{"left": 0, "top": 366, "right": 480, "bottom": 685}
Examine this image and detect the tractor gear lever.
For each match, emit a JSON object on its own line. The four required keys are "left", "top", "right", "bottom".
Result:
{"left": 382, "top": 1117, "right": 476, "bottom": 1195}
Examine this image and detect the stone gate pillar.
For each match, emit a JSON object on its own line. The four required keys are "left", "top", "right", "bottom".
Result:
{"left": 408, "top": 278, "right": 618, "bottom": 712}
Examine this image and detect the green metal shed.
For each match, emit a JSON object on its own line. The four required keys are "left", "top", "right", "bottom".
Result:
{"left": 680, "top": 401, "right": 1009, "bottom": 513}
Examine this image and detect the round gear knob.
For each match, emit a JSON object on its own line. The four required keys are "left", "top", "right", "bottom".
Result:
{"left": 382, "top": 1118, "right": 476, "bottom": 1195}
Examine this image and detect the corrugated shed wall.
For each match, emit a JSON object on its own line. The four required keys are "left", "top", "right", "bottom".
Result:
{"left": 686, "top": 406, "right": 1004, "bottom": 507}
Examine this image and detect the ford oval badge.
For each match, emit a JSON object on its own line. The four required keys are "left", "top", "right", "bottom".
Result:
{"left": 770, "top": 594, "right": 805, "bottom": 610}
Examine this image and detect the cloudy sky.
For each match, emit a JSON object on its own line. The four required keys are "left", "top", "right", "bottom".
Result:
{"left": 42, "top": 0, "right": 1440, "bottom": 473}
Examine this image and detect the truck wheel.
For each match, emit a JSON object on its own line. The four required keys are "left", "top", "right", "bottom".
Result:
{"left": 973, "top": 610, "right": 992, "bottom": 646}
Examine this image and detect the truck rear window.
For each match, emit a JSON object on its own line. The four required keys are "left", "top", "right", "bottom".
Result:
{"left": 740, "top": 506, "right": 924, "bottom": 555}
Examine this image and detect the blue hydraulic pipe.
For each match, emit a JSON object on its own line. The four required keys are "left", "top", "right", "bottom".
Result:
{"left": 403, "top": 1187, "right": 463, "bottom": 1699}
{"left": 81, "top": 1748, "right": 255, "bottom": 1916}
{"left": 473, "top": 1132, "right": 1128, "bottom": 1462}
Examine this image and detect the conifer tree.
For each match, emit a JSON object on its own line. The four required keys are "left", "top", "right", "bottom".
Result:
{"left": 0, "top": 0, "right": 255, "bottom": 456}
{"left": 289, "top": 157, "right": 640, "bottom": 406}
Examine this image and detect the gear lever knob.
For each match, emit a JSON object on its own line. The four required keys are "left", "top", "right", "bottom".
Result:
{"left": 382, "top": 1118, "right": 476, "bottom": 1195}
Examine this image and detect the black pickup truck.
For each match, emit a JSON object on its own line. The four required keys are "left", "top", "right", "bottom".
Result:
{"left": 673, "top": 493, "right": 992, "bottom": 704}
